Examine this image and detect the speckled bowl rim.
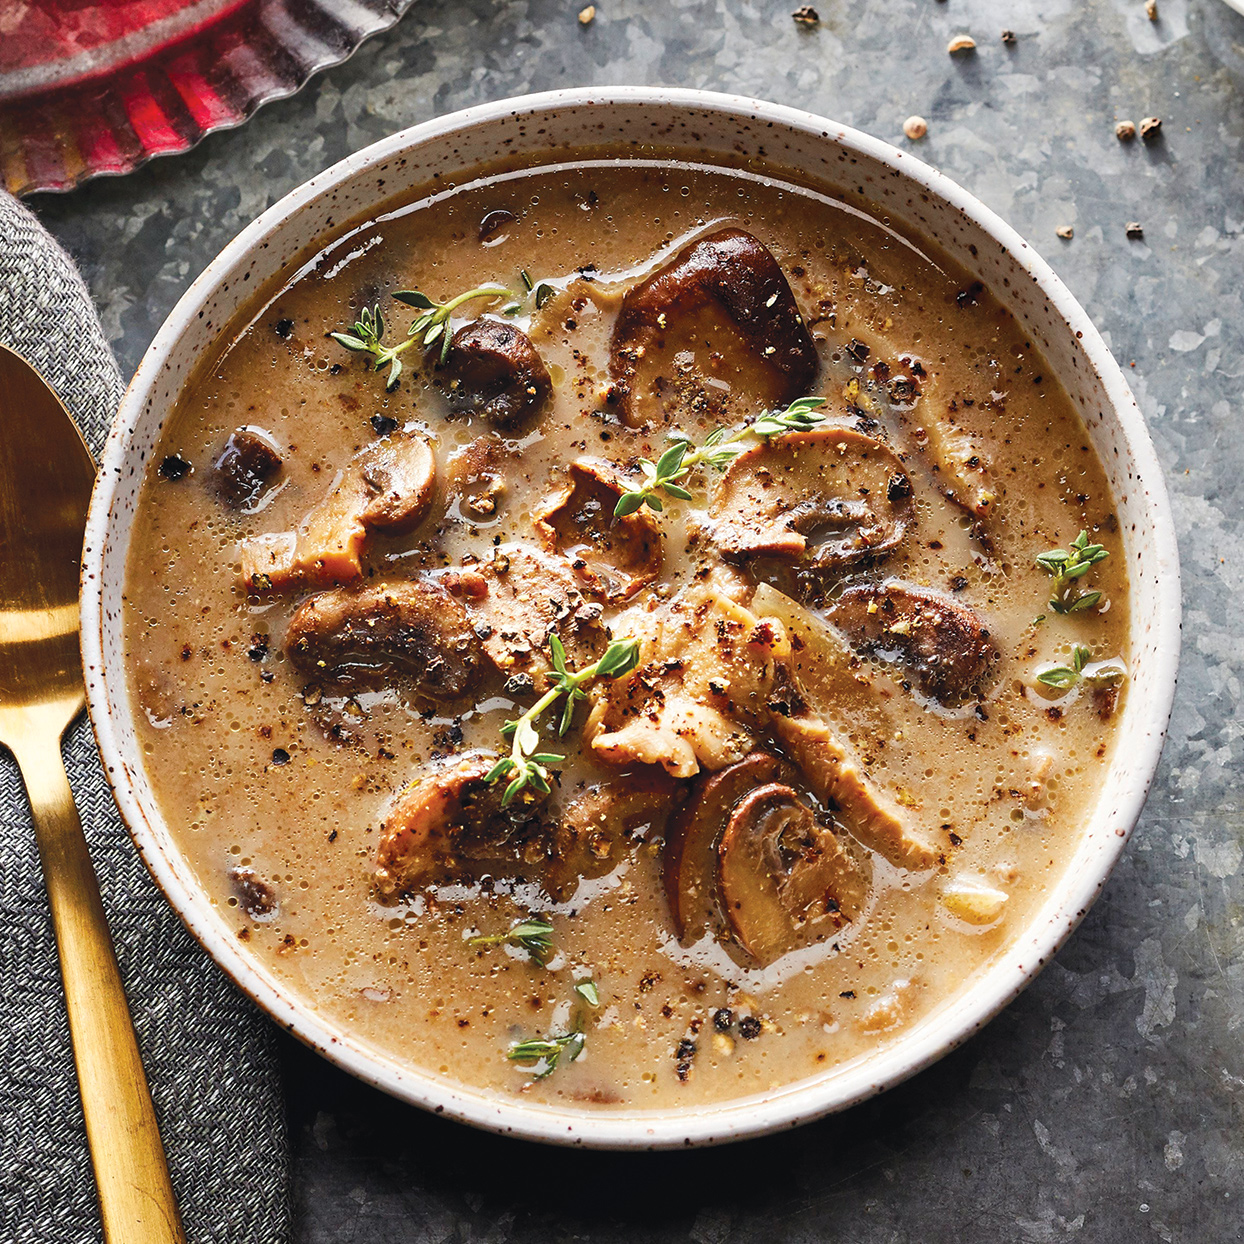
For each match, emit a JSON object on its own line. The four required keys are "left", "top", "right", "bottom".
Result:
{"left": 81, "top": 87, "right": 1181, "bottom": 1149}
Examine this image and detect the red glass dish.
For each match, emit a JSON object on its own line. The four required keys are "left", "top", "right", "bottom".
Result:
{"left": 0, "top": 0, "right": 412, "bottom": 196}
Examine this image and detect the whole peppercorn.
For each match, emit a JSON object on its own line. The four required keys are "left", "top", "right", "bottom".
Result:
{"left": 159, "top": 454, "right": 192, "bottom": 481}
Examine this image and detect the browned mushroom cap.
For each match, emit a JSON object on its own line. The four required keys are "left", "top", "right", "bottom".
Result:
{"left": 710, "top": 427, "right": 913, "bottom": 571}
{"left": 442, "top": 319, "right": 552, "bottom": 427}
{"left": 442, "top": 543, "right": 605, "bottom": 678}
{"left": 663, "top": 751, "right": 795, "bottom": 943}
{"left": 375, "top": 751, "right": 545, "bottom": 897}
{"left": 828, "top": 579, "right": 999, "bottom": 705}
{"left": 610, "top": 228, "right": 818, "bottom": 427}
{"left": 356, "top": 432, "right": 436, "bottom": 532}
{"left": 533, "top": 458, "right": 662, "bottom": 600}
{"left": 213, "top": 427, "right": 282, "bottom": 510}
{"left": 285, "top": 579, "right": 482, "bottom": 695}
{"left": 718, "top": 783, "right": 867, "bottom": 966}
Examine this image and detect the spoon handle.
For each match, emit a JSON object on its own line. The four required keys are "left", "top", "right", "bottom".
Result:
{"left": 15, "top": 734, "right": 185, "bottom": 1244}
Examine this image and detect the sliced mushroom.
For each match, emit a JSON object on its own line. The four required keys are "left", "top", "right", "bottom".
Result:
{"left": 527, "top": 275, "right": 624, "bottom": 346}
{"left": 768, "top": 694, "right": 938, "bottom": 871}
{"left": 719, "top": 783, "right": 868, "bottom": 966}
{"left": 441, "top": 319, "right": 552, "bottom": 427}
{"left": 285, "top": 579, "right": 482, "bottom": 695}
{"left": 375, "top": 751, "right": 545, "bottom": 898}
{"left": 240, "top": 432, "right": 436, "bottom": 590}
{"left": 213, "top": 427, "right": 282, "bottom": 510}
{"left": 533, "top": 458, "right": 662, "bottom": 600}
{"left": 909, "top": 402, "right": 995, "bottom": 517}
{"left": 710, "top": 427, "right": 913, "bottom": 571}
{"left": 827, "top": 580, "right": 999, "bottom": 705}
{"left": 610, "top": 228, "right": 818, "bottom": 427}
{"left": 356, "top": 433, "right": 437, "bottom": 533}
{"left": 441, "top": 543, "right": 605, "bottom": 677}
{"left": 750, "top": 581, "right": 897, "bottom": 744}
{"left": 585, "top": 568, "right": 787, "bottom": 778}
{"left": 445, "top": 433, "right": 509, "bottom": 521}
{"left": 551, "top": 772, "right": 686, "bottom": 896}
{"left": 846, "top": 332, "right": 996, "bottom": 520}
{"left": 663, "top": 752, "right": 794, "bottom": 943}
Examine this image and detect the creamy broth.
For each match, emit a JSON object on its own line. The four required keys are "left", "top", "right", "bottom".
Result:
{"left": 123, "top": 156, "right": 1129, "bottom": 1109}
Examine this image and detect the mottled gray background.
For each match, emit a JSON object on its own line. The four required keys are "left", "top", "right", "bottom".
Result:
{"left": 26, "top": 0, "right": 1244, "bottom": 1239}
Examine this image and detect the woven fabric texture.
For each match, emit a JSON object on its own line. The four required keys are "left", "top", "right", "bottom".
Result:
{"left": 0, "top": 192, "right": 289, "bottom": 1244}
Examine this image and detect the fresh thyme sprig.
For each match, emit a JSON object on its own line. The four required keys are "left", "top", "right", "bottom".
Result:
{"left": 328, "top": 305, "right": 409, "bottom": 391}
{"left": 613, "top": 396, "right": 828, "bottom": 517}
{"left": 485, "top": 635, "right": 642, "bottom": 806}
{"left": 329, "top": 284, "right": 511, "bottom": 388}
{"left": 392, "top": 285, "right": 512, "bottom": 364}
{"left": 507, "top": 1030, "right": 585, "bottom": 1079}
{"left": 468, "top": 917, "right": 555, "bottom": 965}
{"left": 1037, "top": 644, "right": 1126, "bottom": 690}
{"left": 1036, "top": 530, "right": 1110, "bottom": 614}
{"left": 507, "top": 979, "right": 599, "bottom": 1079}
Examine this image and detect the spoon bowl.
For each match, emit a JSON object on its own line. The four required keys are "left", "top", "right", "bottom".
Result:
{"left": 0, "top": 343, "right": 183, "bottom": 1243}
{"left": 0, "top": 347, "right": 92, "bottom": 722}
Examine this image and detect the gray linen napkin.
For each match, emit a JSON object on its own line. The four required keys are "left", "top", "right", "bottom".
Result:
{"left": 0, "top": 193, "right": 290, "bottom": 1244}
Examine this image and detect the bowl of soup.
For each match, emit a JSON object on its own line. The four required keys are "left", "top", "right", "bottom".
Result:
{"left": 81, "top": 87, "right": 1180, "bottom": 1147}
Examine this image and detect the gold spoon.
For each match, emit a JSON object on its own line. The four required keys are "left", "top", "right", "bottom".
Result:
{"left": 0, "top": 344, "right": 184, "bottom": 1243}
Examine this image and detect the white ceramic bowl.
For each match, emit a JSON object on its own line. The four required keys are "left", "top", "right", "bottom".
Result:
{"left": 81, "top": 87, "right": 1181, "bottom": 1148}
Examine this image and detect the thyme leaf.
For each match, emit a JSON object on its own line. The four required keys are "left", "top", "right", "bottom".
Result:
{"left": 1037, "top": 530, "right": 1110, "bottom": 614}
{"left": 613, "top": 396, "right": 828, "bottom": 517}
{"left": 328, "top": 304, "right": 410, "bottom": 391}
{"left": 330, "top": 285, "right": 512, "bottom": 386}
{"left": 507, "top": 1030, "right": 585, "bottom": 1079}
{"left": 517, "top": 269, "right": 556, "bottom": 308}
{"left": 506, "top": 980, "right": 599, "bottom": 1079}
{"left": 1036, "top": 644, "right": 1126, "bottom": 690}
{"left": 468, "top": 917, "right": 555, "bottom": 965}
{"left": 573, "top": 979, "right": 600, "bottom": 1007}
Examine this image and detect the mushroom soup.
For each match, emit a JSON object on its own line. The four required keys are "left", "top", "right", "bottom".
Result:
{"left": 123, "top": 155, "right": 1129, "bottom": 1107}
